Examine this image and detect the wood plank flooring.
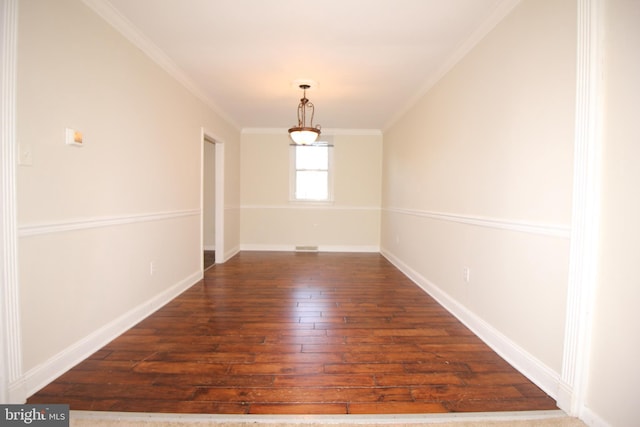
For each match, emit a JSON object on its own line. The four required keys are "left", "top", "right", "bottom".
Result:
{"left": 203, "top": 250, "right": 215, "bottom": 270}
{"left": 27, "top": 252, "right": 557, "bottom": 415}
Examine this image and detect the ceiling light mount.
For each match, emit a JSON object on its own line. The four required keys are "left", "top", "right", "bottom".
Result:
{"left": 288, "top": 83, "right": 321, "bottom": 145}
{"left": 291, "top": 79, "right": 318, "bottom": 91}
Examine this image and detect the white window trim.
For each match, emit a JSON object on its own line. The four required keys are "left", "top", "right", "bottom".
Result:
{"left": 289, "top": 140, "right": 334, "bottom": 204}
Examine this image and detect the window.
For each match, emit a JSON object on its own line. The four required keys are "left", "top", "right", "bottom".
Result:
{"left": 290, "top": 143, "right": 333, "bottom": 202}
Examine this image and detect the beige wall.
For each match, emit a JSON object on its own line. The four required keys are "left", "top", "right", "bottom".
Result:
{"left": 16, "top": 0, "right": 240, "bottom": 391}
{"left": 585, "top": 1, "right": 640, "bottom": 426}
{"left": 241, "top": 131, "right": 382, "bottom": 251}
{"left": 382, "top": 0, "right": 576, "bottom": 391}
{"left": 14, "top": 1, "right": 640, "bottom": 425}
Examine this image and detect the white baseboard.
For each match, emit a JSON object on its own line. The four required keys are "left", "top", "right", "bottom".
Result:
{"left": 320, "top": 245, "right": 380, "bottom": 253}
{"left": 240, "top": 244, "right": 292, "bottom": 252}
{"left": 240, "top": 244, "right": 380, "bottom": 253}
{"left": 8, "top": 378, "right": 27, "bottom": 404}
{"left": 203, "top": 245, "right": 216, "bottom": 251}
{"left": 555, "top": 380, "right": 574, "bottom": 415}
{"left": 222, "top": 245, "right": 240, "bottom": 263}
{"left": 580, "top": 406, "right": 612, "bottom": 427}
{"left": 381, "top": 248, "right": 560, "bottom": 401}
{"left": 22, "top": 271, "right": 202, "bottom": 397}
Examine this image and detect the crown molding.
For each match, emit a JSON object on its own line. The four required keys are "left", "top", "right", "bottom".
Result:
{"left": 81, "top": 0, "right": 240, "bottom": 131}
{"left": 383, "top": 0, "right": 522, "bottom": 131}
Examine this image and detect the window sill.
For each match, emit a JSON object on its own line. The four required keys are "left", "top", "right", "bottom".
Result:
{"left": 288, "top": 199, "right": 335, "bottom": 206}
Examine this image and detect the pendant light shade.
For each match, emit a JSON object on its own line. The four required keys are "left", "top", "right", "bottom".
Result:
{"left": 288, "top": 84, "right": 321, "bottom": 145}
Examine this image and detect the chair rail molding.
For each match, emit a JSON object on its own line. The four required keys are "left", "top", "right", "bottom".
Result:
{"left": 384, "top": 207, "right": 570, "bottom": 239}
{"left": 18, "top": 209, "right": 200, "bottom": 238}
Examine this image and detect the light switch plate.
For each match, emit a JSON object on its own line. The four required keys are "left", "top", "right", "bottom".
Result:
{"left": 65, "top": 128, "right": 83, "bottom": 146}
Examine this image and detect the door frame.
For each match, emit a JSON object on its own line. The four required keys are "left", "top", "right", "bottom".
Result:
{"left": 1, "top": 0, "right": 24, "bottom": 403}
{"left": 201, "top": 128, "right": 225, "bottom": 266}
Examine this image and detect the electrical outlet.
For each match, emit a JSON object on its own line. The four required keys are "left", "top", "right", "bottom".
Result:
{"left": 149, "top": 261, "right": 155, "bottom": 276}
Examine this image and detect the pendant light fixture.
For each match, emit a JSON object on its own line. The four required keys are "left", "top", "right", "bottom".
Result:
{"left": 288, "top": 84, "right": 321, "bottom": 145}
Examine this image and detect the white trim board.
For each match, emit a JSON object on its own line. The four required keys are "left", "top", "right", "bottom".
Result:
{"left": 381, "top": 249, "right": 560, "bottom": 400}
{"left": 80, "top": 0, "right": 239, "bottom": 130}
{"left": 579, "top": 406, "right": 612, "bottom": 427}
{"left": 558, "top": 0, "right": 602, "bottom": 418}
{"left": 200, "top": 127, "right": 226, "bottom": 266}
{"left": 242, "top": 204, "right": 380, "bottom": 212}
{"left": 385, "top": 207, "right": 570, "bottom": 239}
{"left": 222, "top": 245, "right": 241, "bottom": 264}
{"left": 382, "top": 0, "right": 523, "bottom": 131}
{"left": 22, "top": 270, "right": 202, "bottom": 397}
{"left": 240, "top": 244, "right": 380, "bottom": 253}
{"left": 18, "top": 209, "right": 200, "bottom": 237}
{"left": 1, "top": 0, "right": 24, "bottom": 403}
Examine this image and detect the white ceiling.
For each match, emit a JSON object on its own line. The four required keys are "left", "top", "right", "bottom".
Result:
{"left": 100, "top": 0, "right": 517, "bottom": 131}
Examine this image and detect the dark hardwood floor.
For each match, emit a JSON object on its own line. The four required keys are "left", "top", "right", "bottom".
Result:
{"left": 204, "top": 250, "right": 215, "bottom": 270}
{"left": 28, "top": 252, "right": 557, "bottom": 415}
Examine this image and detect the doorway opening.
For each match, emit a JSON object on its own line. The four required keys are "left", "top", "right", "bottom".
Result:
{"left": 201, "top": 130, "right": 224, "bottom": 270}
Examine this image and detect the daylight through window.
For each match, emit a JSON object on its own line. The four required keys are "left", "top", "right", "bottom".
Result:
{"left": 291, "top": 144, "right": 332, "bottom": 201}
